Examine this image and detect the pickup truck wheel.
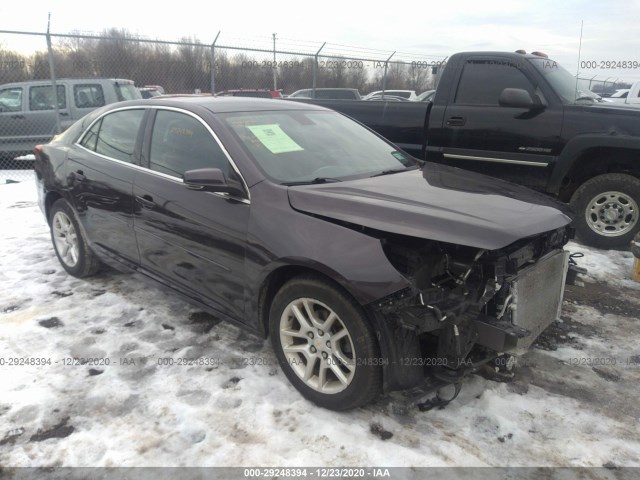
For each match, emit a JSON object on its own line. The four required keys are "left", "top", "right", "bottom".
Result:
{"left": 570, "top": 173, "right": 640, "bottom": 249}
{"left": 269, "top": 276, "right": 382, "bottom": 410}
{"left": 49, "top": 199, "right": 101, "bottom": 277}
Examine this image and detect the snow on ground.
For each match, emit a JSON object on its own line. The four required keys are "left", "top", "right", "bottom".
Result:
{"left": 0, "top": 178, "right": 639, "bottom": 468}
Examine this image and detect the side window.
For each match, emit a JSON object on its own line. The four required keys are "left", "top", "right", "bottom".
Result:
{"left": 94, "top": 109, "right": 145, "bottom": 163}
{"left": 0, "top": 87, "right": 23, "bottom": 113}
{"left": 79, "top": 119, "right": 101, "bottom": 151}
{"left": 29, "top": 85, "right": 66, "bottom": 111}
{"left": 74, "top": 84, "right": 105, "bottom": 108}
{"left": 149, "top": 110, "right": 230, "bottom": 178}
{"left": 455, "top": 60, "right": 535, "bottom": 105}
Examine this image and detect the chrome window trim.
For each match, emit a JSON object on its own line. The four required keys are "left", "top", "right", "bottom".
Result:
{"left": 443, "top": 153, "right": 548, "bottom": 167}
{"left": 75, "top": 104, "right": 251, "bottom": 203}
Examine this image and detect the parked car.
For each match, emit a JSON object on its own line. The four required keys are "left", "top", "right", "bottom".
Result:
{"left": 139, "top": 86, "right": 164, "bottom": 99}
{"left": 607, "top": 83, "right": 640, "bottom": 105}
{"left": 296, "top": 51, "right": 640, "bottom": 248}
{"left": 416, "top": 89, "right": 436, "bottom": 102}
{"left": 362, "top": 90, "right": 418, "bottom": 101}
{"left": 216, "top": 89, "right": 283, "bottom": 99}
{"left": 0, "top": 78, "right": 141, "bottom": 161}
{"left": 363, "top": 95, "right": 411, "bottom": 102}
{"left": 287, "top": 88, "right": 361, "bottom": 100}
{"left": 35, "top": 97, "right": 573, "bottom": 410}
{"left": 608, "top": 89, "right": 630, "bottom": 102}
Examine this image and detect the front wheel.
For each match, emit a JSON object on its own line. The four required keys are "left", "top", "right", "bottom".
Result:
{"left": 570, "top": 173, "right": 640, "bottom": 249}
{"left": 269, "top": 276, "right": 382, "bottom": 410}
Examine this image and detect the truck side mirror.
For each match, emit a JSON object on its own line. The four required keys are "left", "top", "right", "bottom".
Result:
{"left": 499, "top": 88, "right": 542, "bottom": 109}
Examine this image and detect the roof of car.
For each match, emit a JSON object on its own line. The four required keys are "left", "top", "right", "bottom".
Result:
{"left": 130, "top": 96, "right": 330, "bottom": 113}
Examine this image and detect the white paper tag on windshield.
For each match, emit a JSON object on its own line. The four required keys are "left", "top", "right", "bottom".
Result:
{"left": 247, "top": 124, "right": 304, "bottom": 154}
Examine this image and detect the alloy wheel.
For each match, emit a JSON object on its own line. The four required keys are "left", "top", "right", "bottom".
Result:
{"left": 52, "top": 211, "right": 80, "bottom": 267}
{"left": 279, "top": 298, "right": 356, "bottom": 394}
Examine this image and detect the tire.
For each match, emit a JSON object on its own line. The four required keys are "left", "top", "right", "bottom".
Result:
{"left": 269, "top": 275, "right": 382, "bottom": 410}
{"left": 570, "top": 173, "right": 640, "bottom": 249}
{"left": 49, "top": 199, "right": 101, "bottom": 277}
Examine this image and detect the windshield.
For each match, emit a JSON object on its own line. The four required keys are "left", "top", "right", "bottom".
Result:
{"left": 529, "top": 58, "right": 604, "bottom": 104}
{"left": 221, "top": 110, "right": 417, "bottom": 183}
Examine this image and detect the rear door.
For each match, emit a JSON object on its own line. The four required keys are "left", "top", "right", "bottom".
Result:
{"left": 436, "top": 56, "right": 563, "bottom": 189}
{"left": 68, "top": 107, "right": 147, "bottom": 267}
{"left": 133, "top": 108, "right": 250, "bottom": 320}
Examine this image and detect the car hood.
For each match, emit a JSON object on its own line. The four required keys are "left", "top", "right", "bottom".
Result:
{"left": 287, "top": 164, "right": 573, "bottom": 250}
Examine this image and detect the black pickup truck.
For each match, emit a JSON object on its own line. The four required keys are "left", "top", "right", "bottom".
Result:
{"left": 292, "top": 51, "right": 640, "bottom": 249}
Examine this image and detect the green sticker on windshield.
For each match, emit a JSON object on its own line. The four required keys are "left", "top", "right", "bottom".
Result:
{"left": 247, "top": 124, "right": 304, "bottom": 154}
{"left": 391, "top": 151, "right": 406, "bottom": 161}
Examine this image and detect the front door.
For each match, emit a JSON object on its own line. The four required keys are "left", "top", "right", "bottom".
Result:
{"left": 133, "top": 108, "right": 250, "bottom": 320}
{"left": 435, "top": 56, "right": 563, "bottom": 190}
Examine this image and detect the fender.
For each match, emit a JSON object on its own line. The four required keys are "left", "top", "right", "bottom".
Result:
{"left": 547, "top": 134, "right": 640, "bottom": 195}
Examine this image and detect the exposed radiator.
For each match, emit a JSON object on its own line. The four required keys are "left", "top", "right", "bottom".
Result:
{"left": 508, "top": 249, "right": 569, "bottom": 354}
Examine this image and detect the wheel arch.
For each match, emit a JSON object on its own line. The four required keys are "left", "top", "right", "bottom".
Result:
{"left": 256, "top": 262, "right": 370, "bottom": 338}
{"left": 550, "top": 136, "right": 640, "bottom": 201}
{"left": 44, "top": 190, "right": 65, "bottom": 224}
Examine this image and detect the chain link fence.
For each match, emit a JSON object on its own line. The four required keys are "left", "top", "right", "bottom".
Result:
{"left": 577, "top": 75, "right": 631, "bottom": 96}
{"left": 1, "top": 29, "right": 446, "bottom": 182}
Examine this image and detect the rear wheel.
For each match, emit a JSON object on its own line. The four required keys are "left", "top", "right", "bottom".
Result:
{"left": 49, "top": 199, "right": 101, "bottom": 277}
{"left": 570, "top": 173, "right": 640, "bottom": 249}
{"left": 269, "top": 275, "right": 382, "bottom": 410}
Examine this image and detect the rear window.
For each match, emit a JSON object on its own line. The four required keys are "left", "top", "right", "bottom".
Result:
{"left": 79, "top": 109, "right": 145, "bottom": 163}
{"left": 74, "top": 84, "right": 105, "bottom": 108}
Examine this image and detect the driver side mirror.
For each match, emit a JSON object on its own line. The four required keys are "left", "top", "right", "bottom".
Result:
{"left": 499, "top": 88, "right": 545, "bottom": 110}
{"left": 183, "top": 168, "right": 246, "bottom": 198}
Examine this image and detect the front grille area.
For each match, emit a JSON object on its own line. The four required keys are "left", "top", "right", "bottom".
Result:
{"left": 508, "top": 249, "right": 569, "bottom": 354}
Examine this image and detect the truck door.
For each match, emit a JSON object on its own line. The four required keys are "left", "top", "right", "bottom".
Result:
{"left": 24, "top": 84, "right": 69, "bottom": 145}
{"left": 437, "top": 56, "right": 563, "bottom": 190}
{"left": 0, "top": 85, "right": 25, "bottom": 158}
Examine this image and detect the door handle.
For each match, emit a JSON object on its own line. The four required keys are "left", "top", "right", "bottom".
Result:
{"left": 446, "top": 116, "right": 466, "bottom": 126}
{"left": 58, "top": 111, "right": 69, "bottom": 116}
{"left": 10, "top": 114, "right": 25, "bottom": 120}
{"left": 73, "top": 170, "right": 86, "bottom": 182}
{"left": 136, "top": 195, "right": 156, "bottom": 209}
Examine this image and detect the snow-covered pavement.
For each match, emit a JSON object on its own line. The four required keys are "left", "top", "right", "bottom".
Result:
{"left": 1, "top": 178, "right": 639, "bottom": 468}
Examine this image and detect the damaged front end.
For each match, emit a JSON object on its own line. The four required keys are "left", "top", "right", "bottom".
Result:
{"left": 366, "top": 226, "right": 573, "bottom": 405}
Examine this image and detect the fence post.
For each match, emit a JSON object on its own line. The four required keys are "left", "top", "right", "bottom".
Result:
{"left": 381, "top": 51, "right": 395, "bottom": 96}
{"left": 272, "top": 33, "right": 277, "bottom": 91}
{"left": 46, "top": 14, "right": 61, "bottom": 135}
{"left": 210, "top": 31, "right": 220, "bottom": 94}
{"left": 313, "top": 42, "right": 326, "bottom": 97}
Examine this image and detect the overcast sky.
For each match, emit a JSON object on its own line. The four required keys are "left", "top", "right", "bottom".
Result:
{"left": 3, "top": 0, "right": 640, "bottom": 81}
